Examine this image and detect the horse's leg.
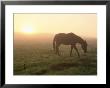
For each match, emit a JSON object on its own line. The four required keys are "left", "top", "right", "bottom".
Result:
{"left": 55, "top": 42, "right": 58, "bottom": 54}
{"left": 70, "top": 45, "right": 73, "bottom": 56}
{"left": 73, "top": 45, "right": 80, "bottom": 57}
{"left": 56, "top": 43, "right": 60, "bottom": 56}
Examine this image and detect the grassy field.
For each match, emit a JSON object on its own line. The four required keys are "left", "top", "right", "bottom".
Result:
{"left": 14, "top": 34, "right": 97, "bottom": 75}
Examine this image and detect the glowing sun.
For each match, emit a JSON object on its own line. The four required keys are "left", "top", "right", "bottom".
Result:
{"left": 22, "top": 26, "right": 35, "bottom": 34}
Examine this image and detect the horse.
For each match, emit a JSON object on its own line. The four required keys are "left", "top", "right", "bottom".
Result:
{"left": 53, "top": 32, "right": 87, "bottom": 57}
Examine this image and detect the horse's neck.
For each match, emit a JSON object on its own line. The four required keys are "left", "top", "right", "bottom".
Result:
{"left": 77, "top": 36, "right": 84, "bottom": 44}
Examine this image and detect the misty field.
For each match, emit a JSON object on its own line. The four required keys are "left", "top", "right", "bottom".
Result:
{"left": 14, "top": 34, "right": 97, "bottom": 75}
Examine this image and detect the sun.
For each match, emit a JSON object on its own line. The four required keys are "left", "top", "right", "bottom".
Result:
{"left": 22, "top": 26, "right": 35, "bottom": 34}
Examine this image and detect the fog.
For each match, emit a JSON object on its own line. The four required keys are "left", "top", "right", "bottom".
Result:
{"left": 14, "top": 33, "right": 97, "bottom": 48}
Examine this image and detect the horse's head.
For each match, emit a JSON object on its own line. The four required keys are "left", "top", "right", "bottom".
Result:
{"left": 81, "top": 40, "right": 87, "bottom": 53}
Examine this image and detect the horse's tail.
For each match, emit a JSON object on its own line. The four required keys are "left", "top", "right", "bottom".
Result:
{"left": 53, "top": 36, "right": 56, "bottom": 51}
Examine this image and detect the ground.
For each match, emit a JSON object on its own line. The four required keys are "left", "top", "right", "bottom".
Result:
{"left": 14, "top": 39, "right": 97, "bottom": 75}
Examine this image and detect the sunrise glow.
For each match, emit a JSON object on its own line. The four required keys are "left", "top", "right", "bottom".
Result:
{"left": 21, "top": 26, "right": 35, "bottom": 34}
{"left": 14, "top": 14, "right": 97, "bottom": 38}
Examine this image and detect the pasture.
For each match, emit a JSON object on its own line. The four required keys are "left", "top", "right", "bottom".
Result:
{"left": 14, "top": 34, "right": 97, "bottom": 75}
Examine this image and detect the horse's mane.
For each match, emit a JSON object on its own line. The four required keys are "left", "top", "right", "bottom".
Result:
{"left": 67, "top": 32, "right": 84, "bottom": 42}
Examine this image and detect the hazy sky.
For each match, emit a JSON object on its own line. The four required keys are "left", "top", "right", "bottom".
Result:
{"left": 14, "top": 14, "right": 97, "bottom": 38}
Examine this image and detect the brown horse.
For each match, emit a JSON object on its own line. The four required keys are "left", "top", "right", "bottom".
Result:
{"left": 53, "top": 32, "right": 87, "bottom": 57}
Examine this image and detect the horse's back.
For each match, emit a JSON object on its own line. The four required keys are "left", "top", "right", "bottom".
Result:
{"left": 54, "top": 33, "right": 78, "bottom": 44}
{"left": 54, "top": 33, "right": 66, "bottom": 39}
